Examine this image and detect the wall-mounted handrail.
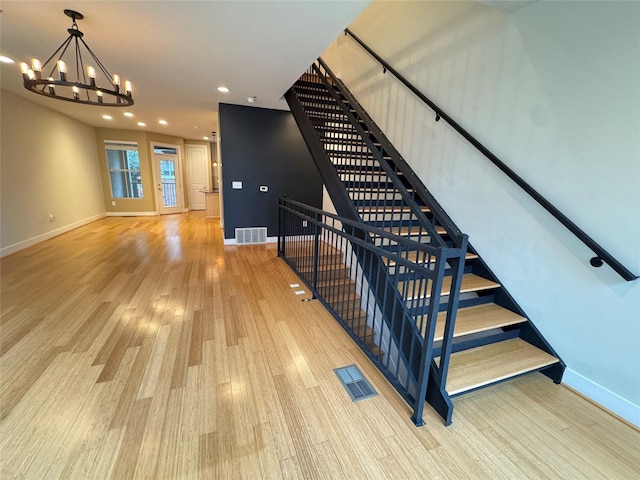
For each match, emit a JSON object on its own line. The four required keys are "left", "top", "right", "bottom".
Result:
{"left": 344, "top": 28, "right": 638, "bottom": 282}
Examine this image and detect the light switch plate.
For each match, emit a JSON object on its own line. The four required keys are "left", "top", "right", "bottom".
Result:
{"left": 232, "top": 181, "right": 242, "bottom": 189}
{"left": 259, "top": 185, "right": 268, "bottom": 192}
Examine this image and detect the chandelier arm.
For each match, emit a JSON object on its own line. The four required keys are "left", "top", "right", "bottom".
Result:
{"left": 74, "top": 37, "right": 82, "bottom": 85}
{"left": 74, "top": 38, "right": 91, "bottom": 101}
{"left": 41, "top": 36, "right": 73, "bottom": 72}
{"left": 79, "top": 37, "right": 114, "bottom": 81}
{"left": 39, "top": 38, "right": 73, "bottom": 95}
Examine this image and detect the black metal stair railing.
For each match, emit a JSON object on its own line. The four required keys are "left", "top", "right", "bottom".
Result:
{"left": 285, "top": 64, "right": 472, "bottom": 424}
{"left": 278, "top": 197, "right": 467, "bottom": 426}
{"left": 343, "top": 28, "right": 638, "bottom": 282}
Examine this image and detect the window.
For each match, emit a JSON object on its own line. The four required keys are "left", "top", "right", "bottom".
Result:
{"left": 153, "top": 146, "right": 178, "bottom": 155}
{"left": 105, "top": 141, "right": 143, "bottom": 198}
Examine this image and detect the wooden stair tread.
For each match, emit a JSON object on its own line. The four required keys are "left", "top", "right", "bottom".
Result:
{"left": 318, "top": 288, "right": 360, "bottom": 303}
{"left": 345, "top": 322, "right": 373, "bottom": 338}
{"left": 335, "top": 307, "right": 365, "bottom": 322}
{"left": 358, "top": 205, "right": 430, "bottom": 213}
{"left": 399, "top": 274, "right": 500, "bottom": 300}
{"left": 347, "top": 188, "right": 413, "bottom": 193}
{"left": 439, "top": 338, "right": 559, "bottom": 395}
{"left": 297, "top": 261, "right": 347, "bottom": 273}
{"left": 313, "top": 269, "right": 350, "bottom": 280}
{"left": 425, "top": 304, "right": 527, "bottom": 342}
{"left": 383, "top": 225, "right": 446, "bottom": 236}
{"left": 316, "top": 276, "right": 353, "bottom": 288}
{"left": 386, "top": 251, "right": 478, "bottom": 267}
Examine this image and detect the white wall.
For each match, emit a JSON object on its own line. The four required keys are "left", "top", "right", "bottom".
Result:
{"left": 322, "top": 0, "right": 640, "bottom": 424}
{"left": 1, "top": 90, "right": 105, "bottom": 255}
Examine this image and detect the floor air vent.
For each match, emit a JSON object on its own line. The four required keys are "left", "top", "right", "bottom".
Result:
{"left": 334, "top": 364, "right": 378, "bottom": 402}
{"left": 235, "top": 227, "right": 267, "bottom": 245}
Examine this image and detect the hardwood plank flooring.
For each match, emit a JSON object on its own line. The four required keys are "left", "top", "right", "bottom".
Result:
{"left": 1, "top": 212, "right": 638, "bottom": 479}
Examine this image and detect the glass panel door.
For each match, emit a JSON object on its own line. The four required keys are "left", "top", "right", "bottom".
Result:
{"left": 154, "top": 151, "right": 182, "bottom": 215}
{"left": 160, "top": 159, "right": 178, "bottom": 208}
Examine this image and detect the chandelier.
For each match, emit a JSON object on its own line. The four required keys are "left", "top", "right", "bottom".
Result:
{"left": 19, "top": 9, "right": 133, "bottom": 107}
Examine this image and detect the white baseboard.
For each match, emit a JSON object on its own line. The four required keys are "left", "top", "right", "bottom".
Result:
{"left": 223, "top": 236, "right": 278, "bottom": 246}
{"left": 563, "top": 368, "right": 640, "bottom": 427}
{"left": 0, "top": 213, "right": 105, "bottom": 258}
{"left": 105, "top": 211, "right": 157, "bottom": 217}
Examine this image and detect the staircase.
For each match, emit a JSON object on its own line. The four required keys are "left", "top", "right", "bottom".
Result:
{"left": 284, "top": 60, "right": 564, "bottom": 425}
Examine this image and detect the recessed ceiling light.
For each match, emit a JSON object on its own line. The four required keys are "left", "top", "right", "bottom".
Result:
{"left": 102, "top": 114, "right": 112, "bottom": 120}
{"left": 217, "top": 86, "right": 229, "bottom": 93}
{"left": 194, "top": 126, "right": 200, "bottom": 130}
{"left": 137, "top": 122, "right": 146, "bottom": 127}
{"left": 158, "top": 120, "right": 168, "bottom": 125}
{"left": 124, "top": 112, "right": 134, "bottom": 117}
{"left": 203, "top": 136, "right": 209, "bottom": 141}
{"left": 0, "top": 55, "right": 14, "bottom": 64}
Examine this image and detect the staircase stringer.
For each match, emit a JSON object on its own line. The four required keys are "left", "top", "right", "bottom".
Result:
{"left": 308, "top": 62, "right": 448, "bottom": 248}
{"left": 284, "top": 87, "right": 360, "bottom": 225}
{"left": 315, "top": 58, "right": 465, "bottom": 248}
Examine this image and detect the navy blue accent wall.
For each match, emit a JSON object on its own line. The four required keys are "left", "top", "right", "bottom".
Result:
{"left": 219, "top": 103, "right": 323, "bottom": 239}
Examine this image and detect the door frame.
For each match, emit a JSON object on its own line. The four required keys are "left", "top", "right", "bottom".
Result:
{"left": 150, "top": 142, "right": 185, "bottom": 215}
{"left": 184, "top": 143, "right": 212, "bottom": 211}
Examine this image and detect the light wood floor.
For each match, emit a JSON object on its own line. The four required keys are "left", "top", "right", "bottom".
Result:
{"left": 1, "top": 212, "right": 638, "bottom": 479}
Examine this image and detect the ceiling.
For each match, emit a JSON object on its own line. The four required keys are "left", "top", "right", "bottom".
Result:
{"left": 0, "top": 1, "right": 368, "bottom": 142}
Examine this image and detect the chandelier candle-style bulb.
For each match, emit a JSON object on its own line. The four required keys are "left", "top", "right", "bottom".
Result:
{"left": 27, "top": 69, "right": 36, "bottom": 80}
{"left": 57, "top": 60, "right": 67, "bottom": 81}
{"left": 97, "top": 90, "right": 103, "bottom": 103}
{"left": 124, "top": 81, "right": 132, "bottom": 96}
{"left": 47, "top": 78, "right": 55, "bottom": 95}
{"left": 31, "top": 59, "right": 42, "bottom": 80}
{"left": 112, "top": 74, "right": 120, "bottom": 89}
{"left": 87, "top": 66, "right": 96, "bottom": 86}
{"left": 72, "top": 86, "right": 79, "bottom": 100}
{"left": 20, "top": 62, "right": 29, "bottom": 78}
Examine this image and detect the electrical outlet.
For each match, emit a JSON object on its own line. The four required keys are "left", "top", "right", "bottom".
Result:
{"left": 49, "top": 214, "right": 55, "bottom": 222}
{"left": 302, "top": 220, "right": 307, "bottom": 227}
{"left": 111, "top": 201, "right": 116, "bottom": 206}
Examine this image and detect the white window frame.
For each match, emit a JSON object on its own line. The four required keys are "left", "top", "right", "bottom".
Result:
{"left": 104, "top": 141, "right": 143, "bottom": 199}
